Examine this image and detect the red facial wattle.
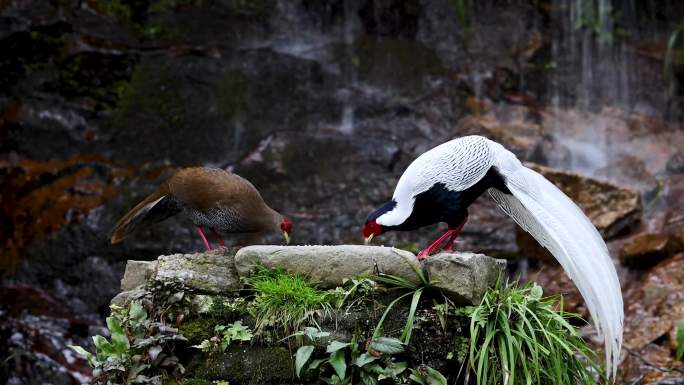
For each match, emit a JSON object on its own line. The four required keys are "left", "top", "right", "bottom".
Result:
{"left": 280, "top": 218, "right": 292, "bottom": 234}
{"left": 362, "top": 220, "right": 382, "bottom": 238}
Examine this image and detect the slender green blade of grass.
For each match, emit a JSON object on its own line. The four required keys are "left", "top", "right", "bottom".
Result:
{"left": 400, "top": 288, "right": 424, "bottom": 344}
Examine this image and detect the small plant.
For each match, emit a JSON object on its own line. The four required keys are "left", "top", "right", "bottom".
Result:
{"left": 295, "top": 334, "right": 408, "bottom": 385}
{"left": 408, "top": 366, "right": 448, "bottom": 385}
{"left": 70, "top": 302, "right": 187, "bottom": 385}
{"left": 465, "top": 279, "right": 603, "bottom": 385}
{"left": 293, "top": 329, "right": 448, "bottom": 385}
{"left": 334, "top": 277, "right": 379, "bottom": 311}
{"left": 245, "top": 266, "right": 340, "bottom": 338}
{"left": 373, "top": 259, "right": 432, "bottom": 344}
{"left": 193, "top": 321, "right": 253, "bottom": 353}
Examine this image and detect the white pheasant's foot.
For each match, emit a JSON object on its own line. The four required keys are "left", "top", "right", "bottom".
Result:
{"left": 417, "top": 229, "right": 458, "bottom": 260}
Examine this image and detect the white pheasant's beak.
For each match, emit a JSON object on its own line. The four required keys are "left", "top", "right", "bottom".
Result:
{"left": 364, "top": 233, "right": 374, "bottom": 245}
{"left": 282, "top": 231, "right": 291, "bottom": 245}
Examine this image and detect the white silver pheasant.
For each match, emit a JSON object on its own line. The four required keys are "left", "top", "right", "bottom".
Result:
{"left": 362, "top": 135, "right": 623, "bottom": 378}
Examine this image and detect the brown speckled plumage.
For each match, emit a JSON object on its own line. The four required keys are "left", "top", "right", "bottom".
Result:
{"left": 111, "top": 167, "right": 285, "bottom": 247}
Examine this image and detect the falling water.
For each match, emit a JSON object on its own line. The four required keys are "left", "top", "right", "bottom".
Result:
{"left": 339, "top": 0, "right": 358, "bottom": 135}
{"left": 546, "top": 0, "right": 639, "bottom": 178}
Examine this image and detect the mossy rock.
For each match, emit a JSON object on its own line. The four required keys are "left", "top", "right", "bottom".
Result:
{"left": 187, "top": 345, "right": 294, "bottom": 385}
{"left": 191, "top": 295, "right": 247, "bottom": 321}
{"left": 179, "top": 318, "right": 217, "bottom": 345}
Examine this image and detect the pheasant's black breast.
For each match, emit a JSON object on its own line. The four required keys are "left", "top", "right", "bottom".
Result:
{"left": 392, "top": 167, "right": 510, "bottom": 230}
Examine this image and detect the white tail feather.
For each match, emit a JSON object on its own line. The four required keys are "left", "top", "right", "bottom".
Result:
{"left": 488, "top": 144, "right": 623, "bottom": 379}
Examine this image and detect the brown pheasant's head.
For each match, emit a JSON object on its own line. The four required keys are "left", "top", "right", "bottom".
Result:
{"left": 280, "top": 218, "right": 293, "bottom": 245}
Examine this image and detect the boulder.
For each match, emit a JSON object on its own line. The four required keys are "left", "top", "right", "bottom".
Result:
{"left": 424, "top": 252, "right": 507, "bottom": 305}
{"left": 619, "top": 233, "right": 675, "bottom": 268}
{"left": 120, "top": 260, "right": 158, "bottom": 291}
{"left": 234, "top": 245, "right": 422, "bottom": 288}
{"left": 110, "top": 286, "right": 147, "bottom": 307}
{"left": 155, "top": 248, "right": 241, "bottom": 294}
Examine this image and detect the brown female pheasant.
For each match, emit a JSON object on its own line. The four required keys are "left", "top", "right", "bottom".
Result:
{"left": 111, "top": 167, "right": 292, "bottom": 250}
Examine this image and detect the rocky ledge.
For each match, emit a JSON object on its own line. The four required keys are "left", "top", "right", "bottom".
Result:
{"left": 103, "top": 246, "right": 506, "bottom": 384}
{"left": 114, "top": 245, "right": 506, "bottom": 307}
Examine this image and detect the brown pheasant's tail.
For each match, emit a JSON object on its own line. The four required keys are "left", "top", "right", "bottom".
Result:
{"left": 110, "top": 186, "right": 180, "bottom": 244}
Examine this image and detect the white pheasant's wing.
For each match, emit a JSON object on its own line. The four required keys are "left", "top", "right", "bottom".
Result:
{"left": 487, "top": 140, "right": 623, "bottom": 379}
{"left": 395, "top": 135, "right": 494, "bottom": 199}
{"left": 377, "top": 136, "right": 494, "bottom": 227}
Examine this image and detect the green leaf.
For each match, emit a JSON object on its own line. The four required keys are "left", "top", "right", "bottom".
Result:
{"left": 360, "top": 369, "right": 379, "bottom": 385}
{"left": 372, "top": 291, "right": 413, "bottom": 339}
{"left": 191, "top": 340, "right": 212, "bottom": 352}
{"left": 369, "top": 337, "right": 405, "bottom": 354}
{"left": 295, "top": 345, "right": 314, "bottom": 377}
{"left": 106, "top": 316, "right": 130, "bottom": 352}
{"left": 409, "top": 367, "right": 447, "bottom": 385}
{"left": 353, "top": 353, "right": 378, "bottom": 367}
{"left": 401, "top": 288, "right": 424, "bottom": 344}
{"left": 224, "top": 321, "right": 253, "bottom": 342}
{"left": 530, "top": 284, "right": 543, "bottom": 300}
{"left": 68, "top": 345, "right": 94, "bottom": 365}
{"left": 424, "top": 367, "right": 447, "bottom": 385}
{"left": 326, "top": 340, "right": 350, "bottom": 353}
{"left": 92, "top": 335, "right": 115, "bottom": 356}
{"left": 386, "top": 361, "right": 407, "bottom": 376}
{"left": 308, "top": 358, "right": 326, "bottom": 370}
{"left": 328, "top": 350, "right": 347, "bottom": 379}
{"left": 128, "top": 302, "right": 147, "bottom": 323}
{"left": 303, "top": 327, "right": 330, "bottom": 341}
{"left": 220, "top": 339, "right": 230, "bottom": 353}
{"left": 409, "top": 370, "right": 426, "bottom": 385}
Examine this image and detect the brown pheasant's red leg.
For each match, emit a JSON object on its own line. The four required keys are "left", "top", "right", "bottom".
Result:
{"left": 209, "top": 228, "right": 226, "bottom": 248}
{"left": 196, "top": 226, "right": 212, "bottom": 251}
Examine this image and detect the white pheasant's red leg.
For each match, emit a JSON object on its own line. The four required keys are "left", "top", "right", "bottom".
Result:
{"left": 196, "top": 226, "right": 212, "bottom": 251}
{"left": 417, "top": 229, "right": 456, "bottom": 260}
{"left": 209, "top": 228, "right": 226, "bottom": 248}
{"left": 443, "top": 215, "right": 469, "bottom": 252}
{"left": 417, "top": 215, "right": 468, "bottom": 260}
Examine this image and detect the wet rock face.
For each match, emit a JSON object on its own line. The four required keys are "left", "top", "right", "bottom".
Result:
{"left": 0, "top": 286, "right": 96, "bottom": 385}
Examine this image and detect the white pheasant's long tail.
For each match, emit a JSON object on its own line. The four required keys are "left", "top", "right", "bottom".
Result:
{"left": 488, "top": 146, "right": 623, "bottom": 379}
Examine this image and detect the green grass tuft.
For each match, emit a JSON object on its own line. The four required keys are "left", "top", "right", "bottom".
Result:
{"left": 466, "top": 279, "right": 604, "bottom": 385}
{"left": 246, "top": 266, "right": 337, "bottom": 339}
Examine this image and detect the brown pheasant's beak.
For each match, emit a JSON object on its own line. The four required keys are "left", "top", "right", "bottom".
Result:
{"left": 364, "top": 233, "right": 374, "bottom": 245}
{"left": 283, "top": 231, "right": 291, "bottom": 245}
